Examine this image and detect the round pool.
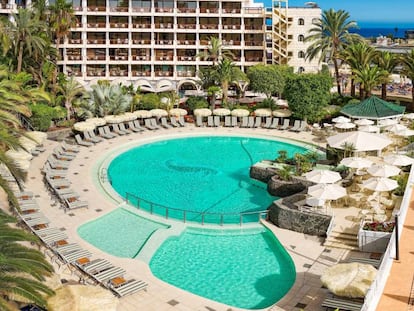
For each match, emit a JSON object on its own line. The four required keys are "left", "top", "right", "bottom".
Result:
{"left": 107, "top": 135, "right": 310, "bottom": 224}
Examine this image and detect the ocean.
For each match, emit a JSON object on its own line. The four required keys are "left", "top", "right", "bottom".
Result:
{"left": 350, "top": 28, "right": 413, "bottom": 39}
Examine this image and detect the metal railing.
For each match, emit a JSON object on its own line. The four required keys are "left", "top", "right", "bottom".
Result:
{"left": 125, "top": 192, "right": 268, "bottom": 226}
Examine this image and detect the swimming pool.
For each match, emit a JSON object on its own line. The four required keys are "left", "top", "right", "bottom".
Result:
{"left": 150, "top": 226, "right": 296, "bottom": 309}
{"left": 77, "top": 208, "right": 169, "bottom": 258}
{"left": 107, "top": 135, "right": 309, "bottom": 224}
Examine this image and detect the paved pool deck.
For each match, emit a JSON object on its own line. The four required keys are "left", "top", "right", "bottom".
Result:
{"left": 10, "top": 125, "right": 372, "bottom": 311}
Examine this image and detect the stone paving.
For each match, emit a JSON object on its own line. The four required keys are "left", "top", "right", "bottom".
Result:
{"left": 8, "top": 125, "right": 365, "bottom": 311}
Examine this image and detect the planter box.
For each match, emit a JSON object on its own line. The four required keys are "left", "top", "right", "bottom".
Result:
{"left": 358, "top": 224, "right": 392, "bottom": 253}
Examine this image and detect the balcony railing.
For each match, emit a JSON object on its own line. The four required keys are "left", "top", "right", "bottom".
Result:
{"left": 69, "top": 39, "right": 82, "bottom": 44}
{"left": 132, "top": 39, "right": 151, "bottom": 44}
{"left": 177, "top": 56, "right": 195, "bottom": 61}
{"left": 87, "top": 39, "right": 105, "bottom": 44}
{"left": 155, "top": 23, "right": 173, "bottom": 29}
{"left": 199, "top": 8, "right": 219, "bottom": 13}
{"left": 109, "top": 55, "right": 128, "bottom": 60}
{"left": 177, "top": 71, "right": 194, "bottom": 77}
{"left": 133, "top": 24, "right": 151, "bottom": 29}
{"left": 222, "top": 40, "right": 241, "bottom": 46}
{"left": 176, "top": 8, "right": 196, "bottom": 13}
{"left": 245, "top": 41, "right": 263, "bottom": 46}
{"left": 155, "top": 71, "right": 173, "bottom": 77}
{"left": 222, "top": 24, "right": 241, "bottom": 30}
{"left": 245, "top": 25, "right": 263, "bottom": 30}
{"left": 177, "top": 40, "right": 196, "bottom": 45}
{"left": 154, "top": 7, "right": 173, "bottom": 13}
{"left": 177, "top": 24, "right": 196, "bottom": 29}
{"left": 109, "top": 38, "right": 129, "bottom": 44}
{"left": 87, "top": 22, "right": 105, "bottom": 28}
{"left": 87, "top": 55, "right": 106, "bottom": 60}
{"left": 155, "top": 40, "right": 173, "bottom": 45}
{"left": 110, "top": 23, "right": 128, "bottom": 28}
{"left": 222, "top": 8, "right": 240, "bottom": 13}
{"left": 67, "top": 55, "right": 82, "bottom": 60}
{"left": 87, "top": 6, "right": 105, "bottom": 11}
{"left": 87, "top": 70, "right": 106, "bottom": 76}
{"left": 131, "top": 71, "right": 151, "bottom": 76}
{"left": 200, "top": 24, "right": 219, "bottom": 30}
{"left": 110, "top": 6, "right": 128, "bottom": 12}
{"left": 132, "top": 55, "right": 149, "bottom": 61}
{"left": 155, "top": 55, "right": 173, "bottom": 61}
{"left": 110, "top": 70, "right": 128, "bottom": 76}
{"left": 131, "top": 7, "right": 151, "bottom": 13}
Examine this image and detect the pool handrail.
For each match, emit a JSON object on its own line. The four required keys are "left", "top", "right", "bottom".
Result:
{"left": 125, "top": 192, "right": 269, "bottom": 226}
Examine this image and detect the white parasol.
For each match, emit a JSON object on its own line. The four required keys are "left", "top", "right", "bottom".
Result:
{"left": 304, "top": 169, "right": 342, "bottom": 184}
{"left": 383, "top": 154, "right": 414, "bottom": 166}
{"left": 133, "top": 110, "right": 152, "bottom": 118}
{"left": 332, "top": 116, "right": 351, "bottom": 123}
{"left": 367, "top": 164, "right": 400, "bottom": 178}
{"left": 340, "top": 157, "right": 373, "bottom": 169}
{"left": 273, "top": 109, "right": 292, "bottom": 118}
{"left": 378, "top": 119, "right": 398, "bottom": 127}
{"left": 362, "top": 177, "right": 398, "bottom": 192}
{"left": 85, "top": 117, "right": 106, "bottom": 126}
{"left": 335, "top": 122, "right": 356, "bottom": 129}
{"left": 354, "top": 119, "right": 374, "bottom": 126}
{"left": 358, "top": 125, "right": 380, "bottom": 133}
{"left": 307, "top": 183, "right": 347, "bottom": 201}
{"left": 385, "top": 124, "right": 407, "bottom": 133}
{"left": 326, "top": 131, "right": 392, "bottom": 152}
{"left": 73, "top": 121, "right": 97, "bottom": 131}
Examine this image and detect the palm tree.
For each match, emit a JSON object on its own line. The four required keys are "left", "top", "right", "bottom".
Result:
{"left": 352, "top": 64, "right": 388, "bottom": 99}
{"left": 48, "top": 0, "right": 76, "bottom": 53}
{"left": 59, "top": 76, "right": 85, "bottom": 120}
{"left": 340, "top": 42, "right": 376, "bottom": 97}
{"left": 214, "top": 58, "right": 246, "bottom": 103}
{"left": 0, "top": 210, "right": 54, "bottom": 310}
{"left": 400, "top": 49, "right": 414, "bottom": 104}
{"left": 197, "top": 36, "right": 233, "bottom": 65}
{"left": 305, "top": 9, "right": 362, "bottom": 95}
{"left": 8, "top": 8, "right": 48, "bottom": 73}
{"left": 374, "top": 51, "right": 399, "bottom": 99}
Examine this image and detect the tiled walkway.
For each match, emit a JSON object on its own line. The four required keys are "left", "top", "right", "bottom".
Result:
{"left": 8, "top": 125, "right": 376, "bottom": 310}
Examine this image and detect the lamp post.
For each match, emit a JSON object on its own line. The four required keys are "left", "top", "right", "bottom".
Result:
{"left": 395, "top": 214, "right": 399, "bottom": 260}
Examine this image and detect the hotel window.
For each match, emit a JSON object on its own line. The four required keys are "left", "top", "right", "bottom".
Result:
{"left": 298, "top": 51, "right": 305, "bottom": 58}
{"left": 298, "top": 18, "right": 304, "bottom": 25}
{"left": 298, "top": 34, "right": 304, "bottom": 42}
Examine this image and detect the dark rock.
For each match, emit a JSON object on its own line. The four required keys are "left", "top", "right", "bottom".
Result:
{"left": 267, "top": 175, "right": 313, "bottom": 197}
{"left": 249, "top": 165, "right": 279, "bottom": 183}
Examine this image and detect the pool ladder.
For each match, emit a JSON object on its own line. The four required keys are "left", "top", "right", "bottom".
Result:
{"left": 100, "top": 167, "right": 109, "bottom": 183}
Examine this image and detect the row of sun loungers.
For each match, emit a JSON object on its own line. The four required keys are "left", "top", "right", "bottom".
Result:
{"left": 75, "top": 117, "right": 187, "bottom": 147}
{"left": 321, "top": 296, "right": 363, "bottom": 311}
{"left": 195, "top": 115, "right": 308, "bottom": 131}
{"left": 13, "top": 189, "right": 148, "bottom": 298}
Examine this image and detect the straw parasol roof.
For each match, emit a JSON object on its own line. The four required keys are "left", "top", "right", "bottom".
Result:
{"left": 169, "top": 108, "right": 188, "bottom": 116}
{"left": 26, "top": 131, "right": 47, "bottom": 144}
{"left": 6, "top": 149, "right": 33, "bottom": 161}
{"left": 150, "top": 109, "right": 168, "bottom": 117}
{"left": 254, "top": 108, "right": 272, "bottom": 117}
{"left": 18, "top": 136, "right": 37, "bottom": 152}
{"left": 213, "top": 108, "right": 231, "bottom": 116}
{"left": 133, "top": 110, "right": 152, "bottom": 118}
{"left": 193, "top": 108, "right": 212, "bottom": 117}
{"left": 73, "top": 121, "right": 96, "bottom": 132}
{"left": 231, "top": 108, "right": 250, "bottom": 117}
{"left": 85, "top": 117, "right": 106, "bottom": 126}
{"left": 120, "top": 112, "right": 137, "bottom": 121}
{"left": 103, "top": 115, "right": 124, "bottom": 124}
{"left": 273, "top": 109, "right": 292, "bottom": 117}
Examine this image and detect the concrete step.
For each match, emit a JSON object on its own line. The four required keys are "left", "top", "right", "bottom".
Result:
{"left": 324, "top": 229, "right": 359, "bottom": 250}
{"left": 328, "top": 231, "right": 358, "bottom": 242}
{"left": 324, "top": 241, "right": 359, "bottom": 251}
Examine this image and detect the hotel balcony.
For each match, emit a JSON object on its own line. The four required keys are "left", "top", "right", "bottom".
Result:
{"left": 132, "top": 39, "right": 151, "bottom": 45}
{"left": 87, "top": 6, "right": 106, "bottom": 12}
{"left": 176, "top": 8, "right": 196, "bottom": 13}
{"left": 222, "top": 24, "right": 241, "bottom": 30}
{"left": 86, "top": 55, "right": 106, "bottom": 61}
{"left": 109, "top": 38, "right": 129, "bottom": 44}
{"left": 131, "top": 70, "right": 151, "bottom": 77}
{"left": 131, "top": 7, "right": 151, "bottom": 13}
{"left": 86, "top": 22, "right": 105, "bottom": 28}
{"left": 109, "top": 23, "right": 128, "bottom": 29}
{"left": 109, "top": 6, "right": 128, "bottom": 12}
{"left": 177, "top": 40, "right": 196, "bottom": 45}
{"left": 155, "top": 71, "right": 173, "bottom": 77}
{"left": 131, "top": 55, "right": 150, "bottom": 61}
{"left": 154, "top": 7, "right": 173, "bottom": 13}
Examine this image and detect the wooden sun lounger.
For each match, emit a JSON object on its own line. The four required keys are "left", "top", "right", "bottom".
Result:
{"left": 321, "top": 297, "right": 363, "bottom": 311}
{"left": 25, "top": 216, "right": 50, "bottom": 227}
{"left": 92, "top": 266, "right": 126, "bottom": 284}
{"left": 47, "top": 156, "right": 71, "bottom": 169}
{"left": 14, "top": 191, "right": 34, "bottom": 200}
{"left": 54, "top": 243, "right": 82, "bottom": 255}
{"left": 21, "top": 212, "right": 45, "bottom": 221}
{"left": 75, "top": 134, "right": 94, "bottom": 147}
{"left": 34, "top": 227, "right": 62, "bottom": 235}
{"left": 54, "top": 146, "right": 77, "bottom": 158}
{"left": 19, "top": 203, "right": 40, "bottom": 212}
{"left": 18, "top": 198, "right": 38, "bottom": 206}
{"left": 110, "top": 279, "right": 148, "bottom": 297}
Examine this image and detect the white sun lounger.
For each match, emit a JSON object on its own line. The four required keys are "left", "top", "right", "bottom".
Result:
{"left": 84, "top": 130, "right": 104, "bottom": 143}
{"left": 207, "top": 116, "right": 214, "bottom": 127}
{"left": 47, "top": 157, "right": 70, "bottom": 169}
{"left": 54, "top": 146, "right": 77, "bottom": 158}
{"left": 14, "top": 191, "right": 34, "bottom": 200}
{"left": 65, "top": 198, "right": 89, "bottom": 210}
{"left": 59, "top": 249, "right": 92, "bottom": 264}
{"left": 54, "top": 243, "right": 82, "bottom": 254}
{"left": 213, "top": 116, "right": 221, "bottom": 127}
{"left": 103, "top": 126, "right": 118, "bottom": 137}
{"left": 170, "top": 117, "right": 180, "bottom": 127}
{"left": 25, "top": 216, "right": 50, "bottom": 227}
{"left": 178, "top": 116, "right": 186, "bottom": 127}
{"left": 34, "top": 227, "right": 62, "bottom": 235}
{"left": 21, "top": 212, "right": 44, "bottom": 221}
{"left": 98, "top": 126, "right": 115, "bottom": 139}
{"left": 128, "top": 121, "right": 144, "bottom": 132}
{"left": 92, "top": 267, "right": 125, "bottom": 284}
{"left": 112, "top": 123, "right": 128, "bottom": 135}
{"left": 269, "top": 117, "right": 279, "bottom": 129}
{"left": 110, "top": 279, "right": 148, "bottom": 297}
{"left": 231, "top": 116, "right": 238, "bottom": 127}
{"left": 224, "top": 116, "right": 232, "bottom": 127}
{"left": 81, "top": 259, "right": 113, "bottom": 274}
{"left": 133, "top": 120, "right": 145, "bottom": 131}
{"left": 18, "top": 198, "right": 38, "bottom": 206}
{"left": 40, "top": 232, "right": 68, "bottom": 245}
{"left": 19, "top": 203, "right": 40, "bottom": 212}
{"left": 195, "top": 115, "right": 204, "bottom": 127}
{"left": 144, "top": 118, "right": 157, "bottom": 130}
{"left": 240, "top": 116, "right": 248, "bottom": 128}
{"left": 253, "top": 116, "right": 261, "bottom": 128}
{"left": 160, "top": 117, "right": 172, "bottom": 129}
{"left": 119, "top": 123, "right": 133, "bottom": 134}
{"left": 279, "top": 119, "right": 290, "bottom": 130}
{"left": 289, "top": 120, "right": 301, "bottom": 132}
{"left": 247, "top": 116, "right": 255, "bottom": 128}
{"left": 262, "top": 117, "right": 272, "bottom": 128}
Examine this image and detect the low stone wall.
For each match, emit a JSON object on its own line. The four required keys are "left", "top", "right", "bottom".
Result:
{"left": 268, "top": 195, "right": 332, "bottom": 236}
{"left": 267, "top": 175, "right": 313, "bottom": 197}
{"left": 249, "top": 164, "right": 279, "bottom": 183}
{"left": 46, "top": 128, "right": 73, "bottom": 141}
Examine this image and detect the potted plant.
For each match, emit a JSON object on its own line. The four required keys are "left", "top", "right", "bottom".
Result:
{"left": 358, "top": 221, "right": 394, "bottom": 253}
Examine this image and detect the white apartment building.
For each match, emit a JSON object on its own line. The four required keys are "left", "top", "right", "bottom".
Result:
{"left": 1, "top": 0, "right": 321, "bottom": 92}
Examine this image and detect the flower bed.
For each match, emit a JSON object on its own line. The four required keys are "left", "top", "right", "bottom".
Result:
{"left": 362, "top": 221, "right": 395, "bottom": 233}
{"left": 358, "top": 221, "right": 394, "bottom": 253}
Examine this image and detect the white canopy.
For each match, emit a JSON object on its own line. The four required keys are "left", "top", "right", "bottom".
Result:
{"left": 150, "top": 109, "right": 168, "bottom": 117}
{"left": 354, "top": 119, "right": 374, "bottom": 126}
{"left": 193, "top": 108, "right": 212, "bottom": 117}
{"left": 332, "top": 116, "right": 351, "bottom": 123}
{"left": 326, "top": 131, "right": 392, "bottom": 152}
{"left": 307, "top": 184, "right": 347, "bottom": 200}
{"left": 378, "top": 119, "right": 398, "bottom": 127}
{"left": 133, "top": 110, "right": 152, "bottom": 118}
{"left": 304, "top": 170, "right": 342, "bottom": 184}
{"left": 340, "top": 157, "right": 373, "bottom": 169}
{"left": 169, "top": 108, "right": 188, "bottom": 116}
{"left": 73, "top": 121, "right": 96, "bottom": 131}
{"left": 358, "top": 125, "right": 380, "bottom": 133}
{"left": 383, "top": 154, "right": 414, "bottom": 166}
{"left": 367, "top": 164, "right": 401, "bottom": 178}
{"left": 103, "top": 115, "right": 124, "bottom": 124}
{"left": 213, "top": 108, "right": 231, "bottom": 116}
{"left": 335, "top": 123, "right": 356, "bottom": 129}
{"left": 254, "top": 109, "right": 272, "bottom": 117}
{"left": 385, "top": 124, "right": 407, "bottom": 133}
{"left": 362, "top": 177, "right": 398, "bottom": 192}
{"left": 85, "top": 117, "right": 106, "bottom": 126}
{"left": 231, "top": 109, "right": 250, "bottom": 117}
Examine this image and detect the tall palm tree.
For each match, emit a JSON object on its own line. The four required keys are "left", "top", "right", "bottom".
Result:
{"left": 0, "top": 210, "right": 54, "bottom": 310}
{"left": 352, "top": 64, "right": 388, "bottom": 99}
{"left": 214, "top": 58, "right": 246, "bottom": 103}
{"left": 197, "top": 36, "right": 233, "bottom": 65}
{"left": 8, "top": 8, "right": 48, "bottom": 73}
{"left": 305, "top": 9, "right": 362, "bottom": 95}
{"left": 400, "top": 49, "right": 414, "bottom": 104}
{"left": 374, "top": 51, "right": 399, "bottom": 99}
{"left": 59, "top": 76, "right": 85, "bottom": 120}
{"left": 48, "top": 0, "right": 76, "bottom": 53}
{"left": 340, "top": 42, "right": 376, "bottom": 97}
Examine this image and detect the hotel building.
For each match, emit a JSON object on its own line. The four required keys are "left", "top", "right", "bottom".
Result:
{"left": 2, "top": 0, "right": 321, "bottom": 91}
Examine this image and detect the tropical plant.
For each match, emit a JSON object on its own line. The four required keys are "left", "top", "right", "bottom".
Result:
{"left": 138, "top": 93, "right": 160, "bottom": 110}
{"left": 293, "top": 153, "right": 312, "bottom": 175}
{"left": 58, "top": 76, "right": 85, "bottom": 120}
{"left": 400, "top": 49, "right": 414, "bottom": 103}
{"left": 305, "top": 9, "right": 362, "bottom": 95}
{"left": 206, "top": 85, "right": 221, "bottom": 110}
{"left": 340, "top": 42, "right": 376, "bottom": 97}
{"left": 48, "top": 0, "right": 76, "bottom": 54}
{"left": 275, "top": 150, "right": 288, "bottom": 163}
{"left": 186, "top": 96, "right": 209, "bottom": 112}
{"left": 246, "top": 64, "right": 284, "bottom": 99}
{"left": 276, "top": 165, "right": 292, "bottom": 181}
{"left": 352, "top": 64, "right": 388, "bottom": 99}
{"left": 214, "top": 58, "right": 245, "bottom": 103}
{"left": 8, "top": 8, "right": 49, "bottom": 73}
{"left": 0, "top": 210, "right": 54, "bottom": 310}
{"left": 197, "top": 36, "right": 233, "bottom": 64}
{"left": 374, "top": 51, "right": 399, "bottom": 99}
{"left": 392, "top": 173, "right": 408, "bottom": 196}
{"left": 340, "top": 142, "right": 356, "bottom": 158}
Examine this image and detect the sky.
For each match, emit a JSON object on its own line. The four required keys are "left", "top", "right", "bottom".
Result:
{"left": 287, "top": 0, "right": 414, "bottom": 28}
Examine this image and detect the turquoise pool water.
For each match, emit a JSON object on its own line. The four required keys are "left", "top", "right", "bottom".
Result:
{"left": 108, "top": 136, "right": 308, "bottom": 224}
{"left": 77, "top": 208, "right": 169, "bottom": 258}
{"left": 150, "top": 227, "right": 296, "bottom": 309}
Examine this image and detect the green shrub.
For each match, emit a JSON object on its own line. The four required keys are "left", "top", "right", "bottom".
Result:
{"left": 255, "top": 98, "right": 276, "bottom": 110}
{"left": 186, "top": 96, "right": 209, "bottom": 112}
{"left": 29, "top": 103, "right": 63, "bottom": 131}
